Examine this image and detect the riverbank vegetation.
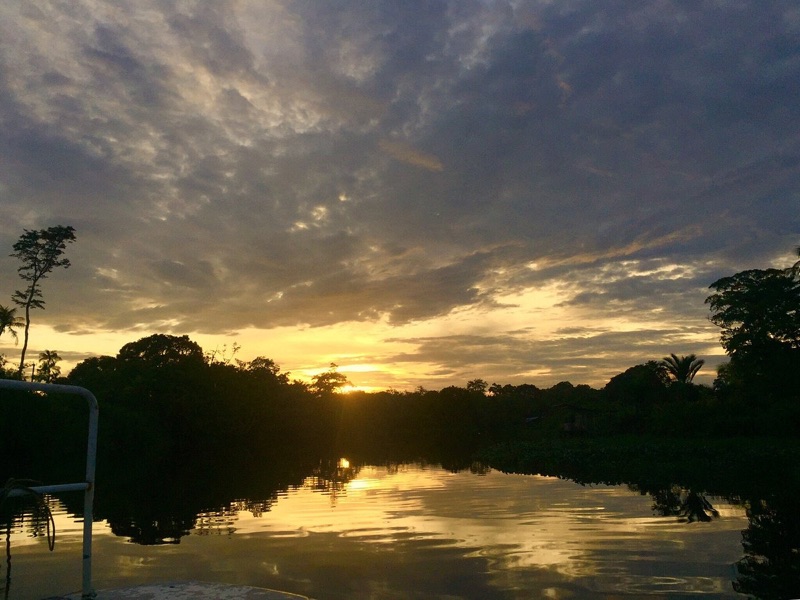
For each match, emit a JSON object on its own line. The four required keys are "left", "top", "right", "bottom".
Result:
{"left": 1, "top": 247, "right": 798, "bottom": 472}
{"left": 1, "top": 245, "right": 798, "bottom": 504}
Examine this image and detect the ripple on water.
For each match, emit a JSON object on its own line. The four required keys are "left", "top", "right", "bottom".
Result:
{"left": 3, "top": 465, "right": 751, "bottom": 599}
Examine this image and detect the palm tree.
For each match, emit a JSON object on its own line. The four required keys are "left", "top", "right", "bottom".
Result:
{"left": 34, "top": 349, "right": 62, "bottom": 383}
{"left": 662, "top": 353, "right": 705, "bottom": 383}
{"left": 0, "top": 304, "right": 24, "bottom": 343}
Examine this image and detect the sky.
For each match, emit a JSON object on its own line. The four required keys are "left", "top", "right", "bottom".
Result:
{"left": 0, "top": 0, "right": 798, "bottom": 391}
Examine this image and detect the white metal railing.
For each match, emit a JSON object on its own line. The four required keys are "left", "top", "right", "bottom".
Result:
{"left": 1, "top": 379, "right": 99, "bottom": 599}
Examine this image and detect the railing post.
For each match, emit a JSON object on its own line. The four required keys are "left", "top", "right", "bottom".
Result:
{"left": 0, "top": 379, "right": 99, "bottom": 599}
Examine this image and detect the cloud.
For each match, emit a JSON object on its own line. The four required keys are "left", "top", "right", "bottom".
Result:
{"left": 0, "top": 0, "right": 798, "bottom": 387}
{"left": 378, "top": 139, "right": 444, "bottom": 172}
{"left": 383, "top": 324, "right": 723, "bottom": 390}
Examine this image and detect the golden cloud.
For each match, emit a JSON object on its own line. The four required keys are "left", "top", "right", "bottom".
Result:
{"left": 379, "top": 139, "right": 444, "bottom": 172}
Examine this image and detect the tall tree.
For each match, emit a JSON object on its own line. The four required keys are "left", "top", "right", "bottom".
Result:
{"left": 240, "top": 356, "right": 290, "bottom": 386}
{"left": 10, "top": 225, "right": 76, "bottom": 376}
{"left": 706, "top": 267, "right": 800, "bottom": 356}
{"left": 116, "top": 333, "right": 204, "bottom": 369}
{"left": 661, "top": 353, "right": 705, "bottom": 383}
{"left": 706, "top": 251, "right": 800, "bottom": 401}
{"left": 0, "top": 304, "right": 24, "bottom": 343}
{"left": 466, "top": 379, "right": 488, "bottom": 394}
{"left": 310, "top": 363, "right": 350, "bottom": 397}
{"left": 34, "top": 349, "right": 62, "bottom": 383}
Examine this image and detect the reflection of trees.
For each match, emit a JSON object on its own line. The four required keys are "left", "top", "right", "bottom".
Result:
{"left": 109, "top": 514, "right": 195, "bottom": 545}
{"left": 2, "top": 495, "right": 61, "bottom": 598}
{"left": 653, "top": 487, "right": 719, "bottom": 523}
{"left": 469, "top": 462, "right": 491, "bottom": 475}
{"left": 194, "top": 498, "right": 284, "bottom": 535}
{"left": 680, "top": 491, "right": 720, "bottom": 522}
{"left": 228, "top": 498, "right": 278, "bottom": 520}
{"left": 632, "top": 484, "right": 721, "bottom": 523}
{"left": 612, "top": 482, "right": 800, "bottom": 597}
{"left": 103, "top": 491, "right": 289, "bottom": 544}
{"left": 0, "top": 492, "right": 58, "bottom": 548}
{"left": 194, "top": 508, "right": 238, "bottom": 536}
{"left": 87, "top": 442, "right": 318, "bottom": 546}
{"left": 734, "top": 496, "right": 800, "bottom": 600}
{"left": 304, "top": 458, "right": 360, "bottom": 506}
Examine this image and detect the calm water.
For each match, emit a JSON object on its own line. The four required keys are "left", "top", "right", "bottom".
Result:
{"left": 3, "top": 462, "right": 749, "bottom": 600}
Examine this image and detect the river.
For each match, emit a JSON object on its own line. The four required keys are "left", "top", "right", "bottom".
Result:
{"left": 3, "top": 460, "right": 755, "bottom": 599}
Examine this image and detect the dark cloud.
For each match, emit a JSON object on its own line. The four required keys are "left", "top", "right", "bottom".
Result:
{"left": 0, "top": 0, "right": 798, "bottom": 386}
{"left": 386, "top": 325, "right": 723, "bottom": 389}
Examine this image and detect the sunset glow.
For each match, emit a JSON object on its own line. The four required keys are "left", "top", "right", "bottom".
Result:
{"left": 1, "top": 1, "right": 797, "bottom": 391}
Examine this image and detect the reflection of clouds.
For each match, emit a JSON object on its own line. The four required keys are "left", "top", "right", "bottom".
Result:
{"left": 7, "top": 467, "right": 749, "bottom": 597}
{"left": 219, "top": 466, "right": 745, "bottom": 593}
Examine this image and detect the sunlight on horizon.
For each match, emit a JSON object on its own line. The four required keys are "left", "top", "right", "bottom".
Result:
{"left": 0, "top": 258, "right": 724, "bottom": 391}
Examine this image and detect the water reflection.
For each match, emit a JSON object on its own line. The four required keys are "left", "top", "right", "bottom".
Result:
{"left": 629, "top": 483, "right": 721, "bottom": 523}
{"left": 2, "top": 463, "right": 754, "bottom": 599}
{"left": 4, "top": 453, "right": 800, "bottom": 599}
{"left": 303, "top": 457, "right": 361, "bottom": 506}
{"left": 734, "top": 495, "right": 800, "bottom": 600}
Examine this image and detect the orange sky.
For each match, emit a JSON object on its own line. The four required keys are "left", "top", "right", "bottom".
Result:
{"left": 1, "top": 1, "right": 798, "bottom": 391}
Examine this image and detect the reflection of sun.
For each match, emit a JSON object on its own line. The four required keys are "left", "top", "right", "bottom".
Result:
{"left": 347, "top": 478, "right": 374, "bottom": 492}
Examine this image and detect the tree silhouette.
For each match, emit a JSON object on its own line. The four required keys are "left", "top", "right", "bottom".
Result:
{"left": 0, "top": 304, "right": 24, "bottom": 343}
{"left": 604, "top": 361, "right": 670, "bottom": 403}
{"left": 706, "top": 253, "right": 800, "bottom": 401}
{"left": 116, "top": 333, "right": 204, "bottom": 369}
{"left": 734, "top": 496, "right": 800, "bottom": 600}
{"left": 311, "top": 363, "right": 350, "bottom": 397}
{"left": 466, "top": 379, "right": 488, "bottom": 394}
{"left": 661, "top": 353, "right": 705, "bottom": 383}
{"left": 706, "top": 267, "right": 800, "bottom": 357}
{"left": 240, "top": 356, "right": 290, "bottom": 386}
{"left": 33, "top": 349, "right": 62, "bottom": 383}
{"left": 10, "top": 225, "right": 76, "bottom": 376}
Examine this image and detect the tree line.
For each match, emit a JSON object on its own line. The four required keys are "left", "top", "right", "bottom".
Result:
{"left": 2, "top": 227, "right": 799, "bottom": 457}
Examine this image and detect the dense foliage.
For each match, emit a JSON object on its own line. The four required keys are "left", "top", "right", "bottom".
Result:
{"left": 2, "top": 249, "right": 799, "bottom": 479}
{"left": 706, "top": 256, "right": 800, "bottom": 406}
